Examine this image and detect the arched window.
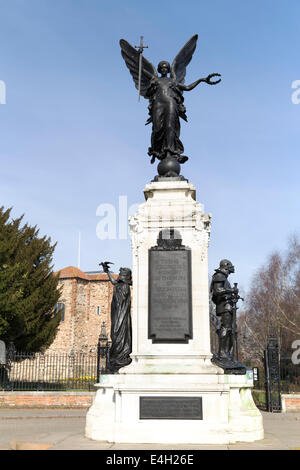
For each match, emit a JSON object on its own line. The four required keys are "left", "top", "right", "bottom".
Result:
{"left": 96, "top": 306, "right": 101, "bottom": 315}
{"left": 54, "top": 302, "right": 65, "bottom": 322}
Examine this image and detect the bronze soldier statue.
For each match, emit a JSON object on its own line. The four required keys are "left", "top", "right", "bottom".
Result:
{"left": 100, "top": 262, "right": 132, "bottom": 374}
{"left": 210, "top": 260, "right": 246, "bottom": 374}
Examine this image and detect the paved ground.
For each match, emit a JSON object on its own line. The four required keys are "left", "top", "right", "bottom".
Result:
{"left": 0, "top": 408, "right": 299, "bottom": 450}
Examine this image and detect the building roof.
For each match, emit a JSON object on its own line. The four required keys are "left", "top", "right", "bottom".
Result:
{"left": 56, "top": 266, "right": 117, "bottom": 281}
{"left": 86, "top": 272, "right": 118, "bottom": 280}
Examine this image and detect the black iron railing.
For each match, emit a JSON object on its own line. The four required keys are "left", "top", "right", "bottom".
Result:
{"left": 279, "top": 355, "right": 300, "bottom": 393}
{"left": 264, "top": 338, "right": 282, "bottom": 412}
{"left": 0, "top": 340, "right": 111, "bottom": 391}
{"left": 246, "top": 350, "right": 300, "bottom": 412}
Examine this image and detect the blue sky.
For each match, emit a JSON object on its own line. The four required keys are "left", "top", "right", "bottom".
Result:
{"left": 0, "top": 0, "right": 300, "bottom": 291}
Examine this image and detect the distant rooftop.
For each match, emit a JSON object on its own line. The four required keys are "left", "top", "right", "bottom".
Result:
{"left": 85, "top": 270, "right": 104, "bottom": 274}
{"left": 56, "top": 266, "right": 117, "bottom": 281}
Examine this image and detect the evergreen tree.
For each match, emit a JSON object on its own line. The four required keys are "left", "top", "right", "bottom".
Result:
{"left": 0, "top": 206, "right": 61, "bottom": 352}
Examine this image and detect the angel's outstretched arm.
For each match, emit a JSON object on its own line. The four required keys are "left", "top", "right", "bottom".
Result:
{"left": 178, "top": 73, "right": 221, "bottom": 91}
{"left": 178, "top": 78, "right": 206, "bottom": 91}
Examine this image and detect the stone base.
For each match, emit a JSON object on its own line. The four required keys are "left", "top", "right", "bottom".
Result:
{"left": 85, "top": 179, "right": 264, "bottom": 444}
{"left": 211, "top": 354, "right": 247, "bottom": 375}
{"left": 121, "top": 354, "right": 222, "bottom": 375}
{"left": 85, "top": 372, "right": 264, "bottom": 444}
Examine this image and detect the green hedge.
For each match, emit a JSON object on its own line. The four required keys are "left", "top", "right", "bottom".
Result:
{"left": 252, "top": 389, "right": 266, "bottom": 408}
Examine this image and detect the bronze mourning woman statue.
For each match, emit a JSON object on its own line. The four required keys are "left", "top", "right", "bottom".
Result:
{"left": 101, "top": 262, "right": 132, "bottom": 374}
{"left": 120, "top": 34, "right": 221, "bottom": 177}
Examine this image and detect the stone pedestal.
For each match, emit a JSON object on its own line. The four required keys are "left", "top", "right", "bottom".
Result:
{"left": 85, "top": 179, "right": 264, "bottom": 444}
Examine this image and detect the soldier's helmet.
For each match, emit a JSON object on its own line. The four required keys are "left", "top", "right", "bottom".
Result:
{"left": 219, "top": 259, "right": 234, "bottom": 272}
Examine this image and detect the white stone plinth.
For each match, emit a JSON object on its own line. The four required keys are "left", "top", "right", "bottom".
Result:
{"left": 85, "top": 373, "right": 263, "bottom": 444}
{"left": 85, "top": 179, "right": 264, "bottom": 444}
{"left": 126, "top": 179, "right": 215, "bottom": 373}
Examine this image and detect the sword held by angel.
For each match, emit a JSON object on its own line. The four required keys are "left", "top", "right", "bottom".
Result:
{"left": 120, "top": 34, "right": 221, "bottom": 177}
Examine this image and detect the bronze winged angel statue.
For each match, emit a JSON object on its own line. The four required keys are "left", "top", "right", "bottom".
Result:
{"left": 120, "top": 34, "right": 221, "bottom": 177}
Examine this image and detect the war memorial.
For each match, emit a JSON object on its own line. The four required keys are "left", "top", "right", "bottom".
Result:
{"left": 85, "top": 35, "right": 264, "bottom": 444}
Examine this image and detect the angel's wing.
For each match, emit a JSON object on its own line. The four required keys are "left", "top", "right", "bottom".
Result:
{"left": 171, "top": 35, "right": 198, "bottom": 84}
{"left": 120, "top": 39, "right": 157, "bottom": 97}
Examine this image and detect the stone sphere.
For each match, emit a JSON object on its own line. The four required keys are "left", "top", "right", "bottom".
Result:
{"left": 157, "top": 156, "right": 180, "bottom": 177}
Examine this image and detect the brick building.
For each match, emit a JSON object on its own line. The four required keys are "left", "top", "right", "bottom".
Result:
{"left": 47, "top": 266, "right": 117, "bottom": 354}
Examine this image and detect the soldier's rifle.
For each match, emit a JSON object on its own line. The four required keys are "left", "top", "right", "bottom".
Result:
{"left": 231, "top": 283, "right": 244, "bottom": 361}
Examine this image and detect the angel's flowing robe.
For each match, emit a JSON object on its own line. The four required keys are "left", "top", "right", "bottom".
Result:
{"left": 108, "top": 281, "right": 132, "bottom": 373}
{"left": 146, "top": 77, "right": 187, "bottom": 161}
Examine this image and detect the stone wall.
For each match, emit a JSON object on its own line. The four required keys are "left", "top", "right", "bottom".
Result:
{"left": 46, "top": 267, "right": 115, "bottom": 354}
{"left": 0, "top": 392, "right": 95, "bottom": 409}
{"left": 281, "top": 394, "right": 300, "bottom": 412}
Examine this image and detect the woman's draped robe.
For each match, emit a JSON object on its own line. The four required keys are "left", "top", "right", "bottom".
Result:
{"left": 108, "top": 281, "right": 132, "bottom": 372}
{"left": 146, "top": 77, "right": 187, "bottom": 162}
